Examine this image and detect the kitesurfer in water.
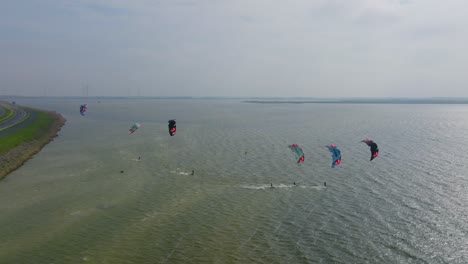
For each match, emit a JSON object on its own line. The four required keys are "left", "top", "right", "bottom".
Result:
{"left": 120, "top": 170, "right": 124, "bottom": 173}
{"left": 293, "top": 182, "right": 296, "bottom": 186}
{"left": 138, "top": 156, "right": 140, "bottom": 160}
{"left": 324, "top": 182, "right": 327, "bottom": 187}
{"left": 191, "top": 170, "right": 194, "bottom": 175}
{"left": 270, "top": 183, "right": 273, "bottom": 188}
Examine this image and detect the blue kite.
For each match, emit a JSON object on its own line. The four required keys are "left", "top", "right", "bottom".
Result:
{"left": 326, "top": 144, "right": 342, "bottom": 168}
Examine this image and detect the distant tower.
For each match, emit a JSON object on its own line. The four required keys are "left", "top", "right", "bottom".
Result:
{"left": 82, "top": 83, "right": 89, "bottom": 97}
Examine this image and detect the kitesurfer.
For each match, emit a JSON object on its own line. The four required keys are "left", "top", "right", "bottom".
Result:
{"left": 191, "top": 170, "right": 194, "bottom": 175}
{"left": 270, "top": 183, "right": 273, "bottom": 188}
{"left": 324, "top": 182, "right": 327, "bottom": 187}
{"left": 293, "top": 182, "right": 296, "bottom": 186}
{"left": 120, "top": 170, "right": 124, "bottom": 173}
{"left": 138, "top": 156, "right": 140, "bottom": 160}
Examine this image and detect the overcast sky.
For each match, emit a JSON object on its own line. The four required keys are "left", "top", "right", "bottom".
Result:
{"left": 2, "top": 0, "right": 468, "bottom": 97}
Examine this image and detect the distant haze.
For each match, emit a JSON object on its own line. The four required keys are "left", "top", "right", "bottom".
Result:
{"left": 2, "top": 0, "right": 468, "bottom": 97}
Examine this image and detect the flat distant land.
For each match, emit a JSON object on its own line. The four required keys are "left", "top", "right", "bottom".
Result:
{"left": 244, "top": 98, "right": 468, "bottom": 104}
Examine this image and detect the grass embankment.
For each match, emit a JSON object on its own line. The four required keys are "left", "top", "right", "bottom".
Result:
{"left": 0, "top": 106, "right": 13, "bottom": 123}
{"left": 0, "top": 107, "right": 66, "bottom": 180}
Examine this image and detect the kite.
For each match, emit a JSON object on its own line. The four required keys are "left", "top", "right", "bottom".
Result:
{"left": 129, "top": 123, "right": 142, "bottom": 134}
{"left": 288, "top": 144, "right": 305, "bottom": 165}
{"left": 80, "top": 104, "right": 88, "bottom": 116}
{"left": 168, "top": 119, "right": 176, "bottom": 136}
{"left": 361, "top": 139, "right": 379, "bottom": 161}
{"left": 326, "top": 144, "right": 342, "bottom": 168}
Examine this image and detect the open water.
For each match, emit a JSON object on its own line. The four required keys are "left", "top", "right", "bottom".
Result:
{"left": 0, "top": 98, "right": 467, "bottom": 263}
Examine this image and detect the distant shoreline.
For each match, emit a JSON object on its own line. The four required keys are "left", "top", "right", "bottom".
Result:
{"left": 2, "top": 96, "right": 468, "bottom": 104}
{"left": 0, "top": 108, "right": 66, "bottom": 180}
{"left": 244, "top": 98, "right": 468, "bottom": 104}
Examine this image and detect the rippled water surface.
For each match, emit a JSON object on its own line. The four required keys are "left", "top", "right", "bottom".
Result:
{"left": 1, "top": 99, "right": 467, "bottom": 263}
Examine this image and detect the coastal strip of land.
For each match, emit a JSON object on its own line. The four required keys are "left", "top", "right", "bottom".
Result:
{"left": 0, "top": 103, "right": 66, "bottom": 180}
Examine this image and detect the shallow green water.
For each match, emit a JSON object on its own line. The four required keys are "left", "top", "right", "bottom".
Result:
{"left": 0, "top": 99, "right": 467, "bottom": 263}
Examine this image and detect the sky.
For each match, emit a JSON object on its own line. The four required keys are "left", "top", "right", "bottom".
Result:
{"left": 1, "top": 0, "right": 468, "bottom": 97}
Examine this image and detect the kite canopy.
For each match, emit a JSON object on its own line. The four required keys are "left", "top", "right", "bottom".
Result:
{"left": 361, "top": 139, "right": 379, "bottom": 161}
{"left": 80, "top": 104, "right": 88, "bottom": 116}
{"left": 326, "top": 144, "right": 342, "bottom": 168}
{"left": 129, "top": 123, "right": 142, "bottom": 134}
{"left": 168, "top": 119, "right": 176, "bottom": 136}
{"left": 288, "top": 144, "right": 305, "bottom": 165}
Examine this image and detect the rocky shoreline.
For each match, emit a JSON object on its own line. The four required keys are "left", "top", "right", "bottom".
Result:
{"left": 0, "top": 109, "right": 66, "bottom": 180}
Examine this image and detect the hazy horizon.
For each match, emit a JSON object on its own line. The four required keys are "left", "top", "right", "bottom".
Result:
{"left": 2, "top": 0, "right": 468, "bottom": 98}
{"left": 2, "top": 94, "right": 468, "bottom": 99}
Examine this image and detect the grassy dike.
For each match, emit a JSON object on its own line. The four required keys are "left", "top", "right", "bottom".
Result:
{"left": 0, "top": 107, "right": 66, "bottom": 180}
{"left": 0, "top": 105, "right": 13, "bottom": 122}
